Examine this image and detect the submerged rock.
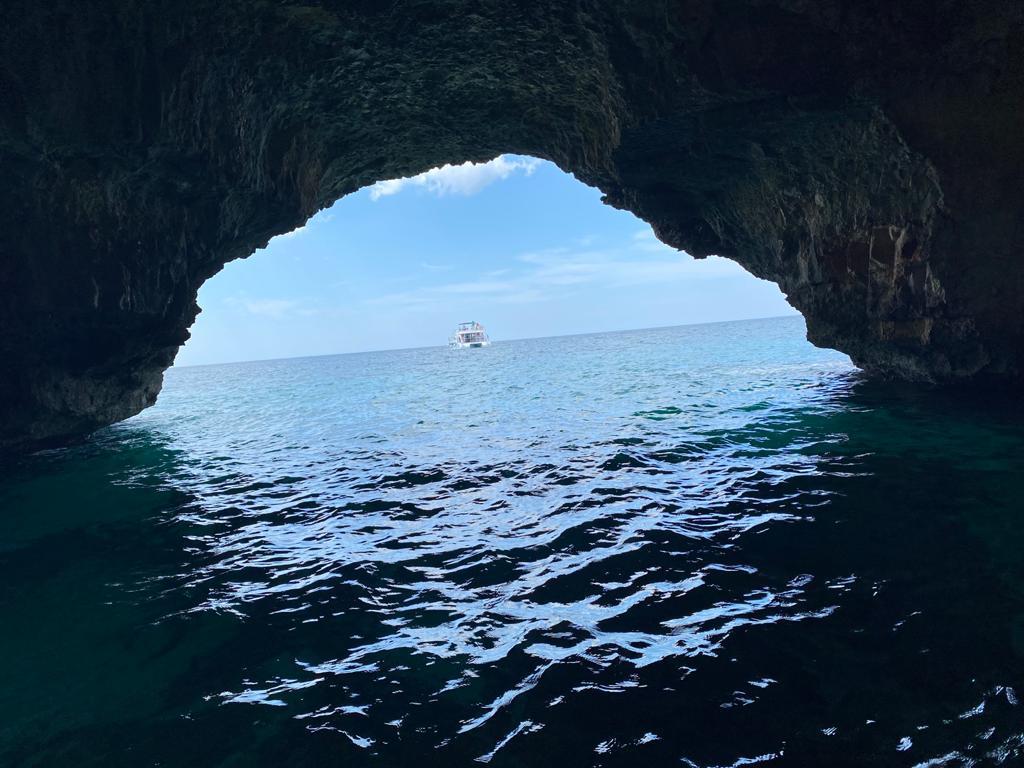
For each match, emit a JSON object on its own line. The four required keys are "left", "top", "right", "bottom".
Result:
{"left": 1, "top": 1, "right": 1023, "bottom": 450}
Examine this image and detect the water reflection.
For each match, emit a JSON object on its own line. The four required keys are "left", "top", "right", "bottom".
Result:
{"left": 3, "top": 320, "right": 1024, "bottom": 766}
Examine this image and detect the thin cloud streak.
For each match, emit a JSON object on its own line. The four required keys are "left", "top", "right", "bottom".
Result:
{"left": 225, "top": 296, "right": 350, "bottom": 319}
{"left": 227, "top": 298, "right": 301, "bottom": 318}
{"left": 362, "top": 234, "right": 753, "bottom": 312}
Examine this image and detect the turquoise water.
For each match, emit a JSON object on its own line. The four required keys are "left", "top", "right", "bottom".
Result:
{"left": 3, "top": 316, "right": 1024, "bottom": 766}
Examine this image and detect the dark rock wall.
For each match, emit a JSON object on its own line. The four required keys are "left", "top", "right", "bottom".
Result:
{"left": 1, "top": 1, "right": 1022, "bottom": 450}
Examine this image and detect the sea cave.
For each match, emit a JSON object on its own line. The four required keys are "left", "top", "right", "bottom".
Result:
{"left": 2, "top": 1, "right": 1023, "bottom": 451}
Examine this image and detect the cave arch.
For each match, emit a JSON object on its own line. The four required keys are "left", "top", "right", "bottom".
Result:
{"left": 176, "top": 153, "right": 797, "bottom": 366}
{"left": 2, "top": 1, "right": 1023, "bottom": 450}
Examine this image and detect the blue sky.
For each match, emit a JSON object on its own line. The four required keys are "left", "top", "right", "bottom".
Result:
{"left": 175, "top": 155, "right": 796, "bottom": 366}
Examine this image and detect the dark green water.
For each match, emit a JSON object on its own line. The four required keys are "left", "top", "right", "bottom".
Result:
{"left": 3, "top": 316, "right": 1024, "bottom": 767}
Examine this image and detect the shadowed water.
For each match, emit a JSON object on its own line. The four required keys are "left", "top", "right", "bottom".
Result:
{"left": 3, "top": 316, "right": 1024, "bottom": 767}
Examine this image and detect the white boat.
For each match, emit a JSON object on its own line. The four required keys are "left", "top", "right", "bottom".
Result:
{"left": 449, "top": 321, "right": 491, "bottom": 348}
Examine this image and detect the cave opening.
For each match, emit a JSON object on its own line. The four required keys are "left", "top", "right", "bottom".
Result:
{"left": 175, "top": 155, "right": 798, "bottom": 369}
{"left": 6, "top": 2, "right": 1024, "bottom": 763}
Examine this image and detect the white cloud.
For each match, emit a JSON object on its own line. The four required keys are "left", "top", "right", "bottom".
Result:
{"left": 631, "top": 228, "right": 675, "bottom": 253}
{"left": 361, "top": 236, "right": 752, "bottom": 312}
{"left": 524, "top": 244, "right": 748, "bottom": 285}
{"left": 223, "top": 294, "right": 358, "bottom": 321}
{"left": 368, "top": 155, "right": 541, "bottom": 201}
{"left": 226, "top": 297, "right": 301, "bottom": 318}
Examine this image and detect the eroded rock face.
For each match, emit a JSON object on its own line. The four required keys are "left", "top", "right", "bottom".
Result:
{"left": 1, "top": 1, "right": 1023, "bottom": 450}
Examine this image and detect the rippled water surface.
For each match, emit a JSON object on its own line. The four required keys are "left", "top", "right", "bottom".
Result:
{"left": 4, "top": 317, "right": 1024, "bottom": 767}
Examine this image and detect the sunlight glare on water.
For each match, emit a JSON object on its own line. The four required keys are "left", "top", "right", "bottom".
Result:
{"left": 3, "top": 317, "right": 1024, "bottom": 767}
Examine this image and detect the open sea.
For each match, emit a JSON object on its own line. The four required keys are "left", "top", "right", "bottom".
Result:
{"left": 4, "top": 315, "right": 1024, "bottom": 767}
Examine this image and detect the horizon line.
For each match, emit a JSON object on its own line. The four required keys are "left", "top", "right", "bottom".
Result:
{"left": 173, "top": 312, "right": 801, "bottom": 370}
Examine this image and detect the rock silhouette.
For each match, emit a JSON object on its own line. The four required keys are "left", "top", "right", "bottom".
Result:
{"left": 2, "top": 1, "right": 1022, "bottom": 450}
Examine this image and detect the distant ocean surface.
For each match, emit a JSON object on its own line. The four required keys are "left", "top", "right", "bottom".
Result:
{"left": 5, "top": 315, "right": 1024, "bottom": 767}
